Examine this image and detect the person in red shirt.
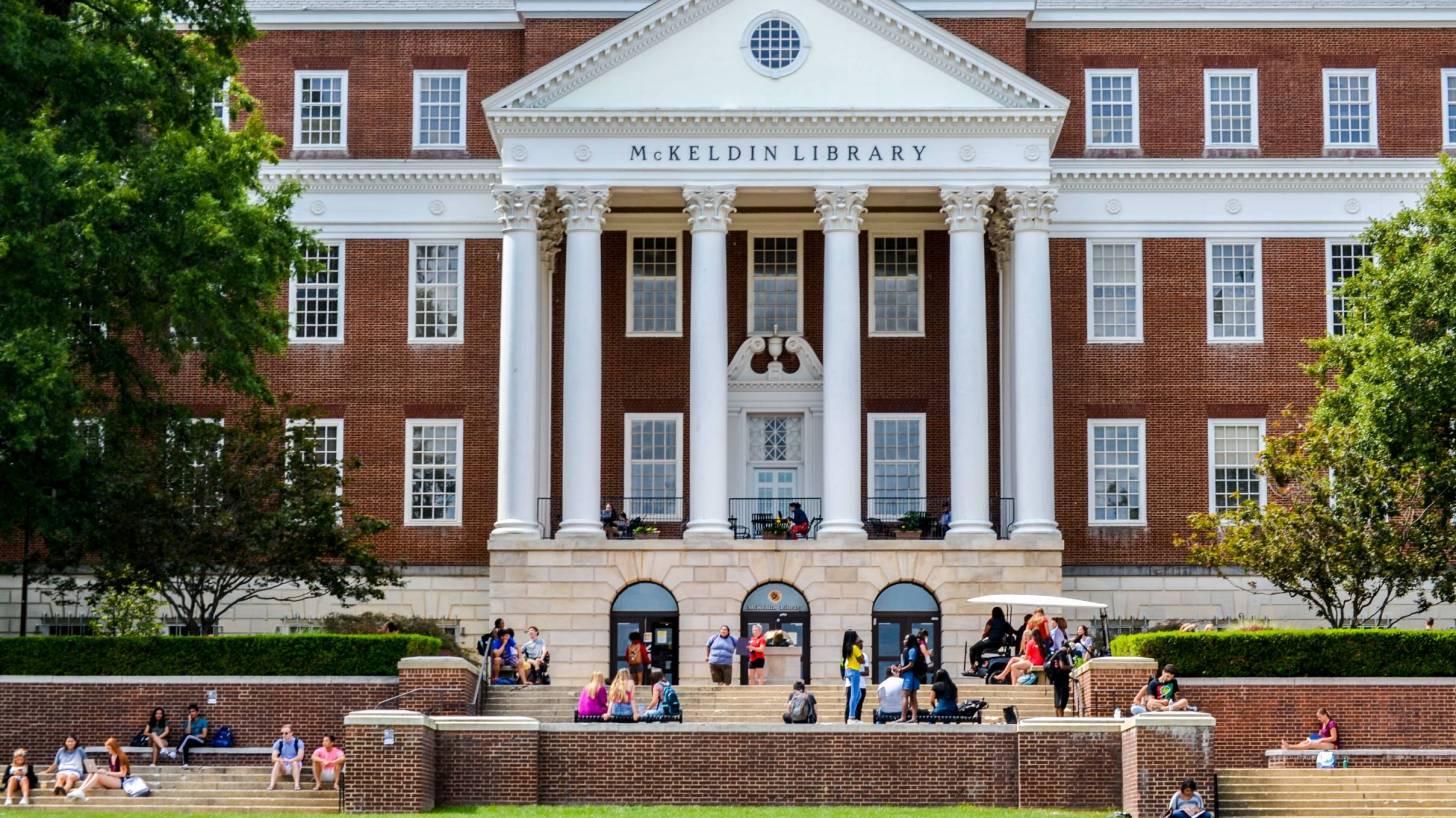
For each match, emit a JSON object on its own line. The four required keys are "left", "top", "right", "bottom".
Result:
{"left": 747, "top": 624, "right": 768, "bottom": 685}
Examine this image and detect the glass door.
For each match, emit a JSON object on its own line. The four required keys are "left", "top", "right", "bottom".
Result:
{"left": 872, "top": 615, "right": 941, "bottom": 682}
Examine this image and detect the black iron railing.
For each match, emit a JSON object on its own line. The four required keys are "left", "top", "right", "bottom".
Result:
{"left": 726, "top": 497, "right": 823, "bottom": 540}
{"left": 862, "top": 496, "right": 1015, "bottom": 540}
{"left": 536, "top": 496, "right": 686, "bottom": 539}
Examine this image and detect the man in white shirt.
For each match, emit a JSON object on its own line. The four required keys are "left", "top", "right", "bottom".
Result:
{"left": 875, "top": 667, "right": 905, "bottom": 722}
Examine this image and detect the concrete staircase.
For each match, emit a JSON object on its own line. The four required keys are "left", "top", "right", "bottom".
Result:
{"left": 1219, "top": 769, "right": 1456, "bottom": 817}
{"left": 14, "top": 765, "right": 339, "bottom": 813}
{"left": 480, "top": 682, "right": 1056, "bottom": 723}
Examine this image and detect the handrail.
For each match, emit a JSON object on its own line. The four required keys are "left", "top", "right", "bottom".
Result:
{"left": 373, "top": 687, "right": 466, "bottom": 709}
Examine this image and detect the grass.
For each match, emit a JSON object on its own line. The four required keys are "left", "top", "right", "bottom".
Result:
{"left": 2, "top": 808, "right": 1113, "bottom": 818}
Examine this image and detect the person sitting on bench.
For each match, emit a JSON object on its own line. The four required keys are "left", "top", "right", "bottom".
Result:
{"left": 576, "top": 671, "right": 609, "bottom": 718}
{"left": 517, "top": 626, "right": 549, "bottom": 685}
{"left": 1281, "top": 707, "right": 1338, "bottom": 751}
{"left": 641, "top": 669, "right": 681, "bottom": 721}
{"left": 929, "top": 669, "right": 958, "bottom": 717}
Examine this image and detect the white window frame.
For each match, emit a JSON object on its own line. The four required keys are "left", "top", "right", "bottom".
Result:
{"left": 290, "top": 240, "right": 345, "bottom": 345}
{"left": 1086, "top": 239, "right": 1143, "bottom": 343}
{"left": 626, "top": 232, "right": 683, "bottom": 338}
{"left": 293, "top": 70, "right": 348, "bottom": 152}
{"left": 866, "top": 412, "right": 928, "bottom": 517}
{"left": 1084, "top": 68, "right": 1140, "bottom": 149}
{"left": 287, "top": 418, "right": 344, "bottom": 509}
{"left": 623, "top": 412, "right": 683, "bottom": 521}
{"left": 1326, "top": 239, "right": 1372, "bottom": 337}
{"left": 1208, "top": 418, "right": 1267, "bottom": 513}
{"left": 1206, "top": 239, "right": 1263, "bottom": 344}
{"left": 1322, "top": 68, "right": 1377, "bottom": 149}
{"left": 1087, "top": 418, "right": 1147, "bottom": 527}
{"left": 213, "top": 79, "right": 231, "bottom": 130}
{"left": 404, "top": 418, "right": 463, "bottom": 527}
{"left": 411, "top": 69, "right": 467, "bottom": 150}
{"left": 408, "top": 240, "right": 465, "bottom": 345}
{"left": 1203, "top": 68, "right": 1259, "bottom": 149}
{"left": 746, "top": 232, "right": 803, "bottom": 337}
{"left": 868, "top": 232, "right": 926, "bottom": 338}
{"left": 1442, "top": 68, "right": 1456, "bottom": 148}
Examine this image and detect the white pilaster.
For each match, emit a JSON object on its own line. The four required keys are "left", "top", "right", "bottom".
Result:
{"left": 941, "top": 188, "right": 997, "bottom": 541}
{"left": 815, "top": 186, "right": 868, "bottom": 537}
{"left": 683, "top": 186, "right": 736, "bottom": 538}
{"left": 556, "top": 187, "right": 611, "bottom": 538}
{"left": 1006, "top": 187, "right": 1059, "bottom": 537}
{"left": 492, "top": 186, "right": 547, "bottom": 538}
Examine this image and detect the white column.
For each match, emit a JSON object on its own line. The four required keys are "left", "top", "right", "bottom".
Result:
{"left": 941, "top": 188, "right": 996, "bottom": 539}
{"left": 556, "top": 187, "right": 611, "bottom": 538}
{"left": 1006, "top": 187, "right": 1059, "bottom": 537}
{"left": 683, "top": 186, "right": 736, "bottom": 538}
{"left": 492, "top": 186, "right": 547, "bottom": 537}
{"left": 815, "top": 186, "right": 868, "bottom": 537}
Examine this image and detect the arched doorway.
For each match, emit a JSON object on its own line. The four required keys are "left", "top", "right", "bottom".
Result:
{"left": 740, "top": 581, "right": 811, "bottom": 684}
{"left": 611, "top": 581, "right": 679, "bottom": 684}
{"left": 871, "top": 582, "right": 941, "bottom": 682}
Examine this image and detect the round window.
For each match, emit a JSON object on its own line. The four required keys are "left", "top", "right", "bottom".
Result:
{"left": 742, "top": 13, "right": 809, "bottom": 78}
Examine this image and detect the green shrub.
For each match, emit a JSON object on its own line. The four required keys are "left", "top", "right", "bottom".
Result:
{"left": 318, "top": 612, "right": 463, "bottom": 657}
{"left": 0, "top": 633, "right": 438, "bottom": 676}
{"left": 1110, "top": 629, "right": 1456, "bottom": 677}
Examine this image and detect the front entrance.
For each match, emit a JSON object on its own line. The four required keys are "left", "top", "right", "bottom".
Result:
{"left": 871, "top": 582, "right": 941, "bottom": 682}
{"left": 740, "top": 581, "right": 811, "bottom": 684}
{"left": 752, "top": 467, "right": 797, "bottom": 506}
{"left": 610, "top": 582, "right": 679, "bottom": 684}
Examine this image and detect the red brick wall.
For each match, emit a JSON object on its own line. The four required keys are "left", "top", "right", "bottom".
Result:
{"left": 1017, "top": 728, "right": 1122, "bottom": 808}
{"left": 1074, "top": 658, "right": 1160, "bottom": 717}
{"left": 1121, "top": 719, "right": 1216, "bottom": 818}
{"left": 435, "top": 728, "right": 539, "bottom": 804}
{"left": 395, "top": 664, "right": 480, "bottom": 716}
{"left": 933, "top": 18, "right": 1028, "bottom": 70}
{"left": 523, "top": 19, "right": 617, "bottom": 72}
{"left": 343, "top": 720, "right": 435, "bottom": 813}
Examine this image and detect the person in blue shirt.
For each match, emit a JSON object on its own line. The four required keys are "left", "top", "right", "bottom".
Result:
{"left": 490, "top": 628, "right": 519, "bottom": 682}
{"left": 787, "top": 502, "right": 811, "bottom": 540}
{"left": 267, "top": 724, "right": 305, "bottom": 791}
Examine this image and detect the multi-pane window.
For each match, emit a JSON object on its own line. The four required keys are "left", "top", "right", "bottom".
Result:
{"left": 871, "top": 235, "right": 922, "bottom": 335}
{"left": 1087, "top": 240, "right": 1141, "bottom": 341}
{"left": 1089, "top": 420, "right": 1145, "bottom": 525}
{"left": 1208, "top": 241, "right": 1261, "bottom": 342}
{"left": 868, "top": 414, "right": 925, "bottom": 517}
{"left": 1328, "top": 242, "right": 1372, "bottom": 336}
{"left": 410, "top": 242, "right": 462, "bottom": 343}
{"left": 406, "top": 420, "right": 461, "bottom": 525}
{"left": 749, "top": 236, "right": 800, "bottom": 335}
{"left": 1210, "top": 420, "right": 1266, "bottom": 513}
{"left": 628, "top": 235, "right": 680, "bottom": 335}
{"left": 626, "top": 414, "right": 681, "bottom": 519}
{"left": 213, "top": 80, "right": 230, "bottom": 129}
{"left": 1205, "top": 70, "right": 1257, "bottom": 147}
{"left": 1085, "top": 70, "right": 1139, "bottom": 147}
{"left": 291, "top": 242, "right": 343, "bottom": 343}
{"left": 413, "top": 70, "right": 466, "bottom": 148}
{"left": 294, "top": 71, "right": 347, "bottom": 149}
{"left": 1445, "top": 69, "right": 1456, "bottom": 146}
{"left": 291, "top": 419, "right": 342, "bottom": 470}
{"left": 1323, "top": 69, "right": 1376, "bottom": 147}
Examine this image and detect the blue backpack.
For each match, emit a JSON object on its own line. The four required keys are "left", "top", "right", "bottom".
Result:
{"left": 659, "top": 682, "right": 681, "bottom": 716}
{"left": 211, "top": 726, "right": 234, "bottom": 747}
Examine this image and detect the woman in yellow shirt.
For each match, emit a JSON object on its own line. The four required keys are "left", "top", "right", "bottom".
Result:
{"left": 841, "top": 629, "right": 867, "bottom": 723}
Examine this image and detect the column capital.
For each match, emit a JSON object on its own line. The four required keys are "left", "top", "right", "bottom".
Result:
{"left": 492, "top": 185, "right": 547, "bottom": 231}
{"left": 558, "top": 186, "right": 611, "bottom": 233}
{"left": 814, "top": 186, "right": 868, "bottom": 232}
{"left": 682, "top": 186, "right": 736, "bottom": 232}
{"left": 939, "top": 187, "right": 996, "bottom": 233}
{"left": 1005, "top": 187, "right": 1058, "bottom": 232}
{"left": 538, "top": 190, "right": 565, "bottom": 268}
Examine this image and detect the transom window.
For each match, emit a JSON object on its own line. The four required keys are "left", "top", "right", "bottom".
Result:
{"left": 291, "top": 241, "right": 343, "bottom": 343}
{"left": 742, "top": 13, "right": 808, "bottom": 78}
{"left": 1205, "top": 70, "right": 1257, "bottom": 147}
{"left": 1328, "top": 241, "right": 1372, "bottom": 336}
{"left": 414, "top": 70, "right": 466, "bottom": 149}
{"left": 294, "top": 71, "right": 347, "bottom": 150}
{"left": 1089, "top": 420, "right": 1145, "bottom": 525}
{"left": 629, "top": 235, "right": 680, "bottom": 335}
{"left": 749, "top": 414, "right": 803, "bottom": 463}
{"left": 411, "top": 241, "right": 462, "bottom": 343}
{"left": 749, "top": 235, "right": 800, "bottom": 335}
{"left": 1323, "top": 69, "right": 1376, "bottom": 147}
{"left": 1085, "top": 70, "right": 1139, "bottom": 148}
{"left": 406, "top": 419, "right": 461, "bottom": 525}
{"left": 1087, "top": 240, "right": 1141, "bottom": 342}
{"left": 626, "top": 414, "right": 681, "bottom": 519}
{"left": 871, "top": 234, "right": 922, "bottom": 335}
{"left": 1208, "top": 241, "right": 1261, "bottom": 342}
{"left": 868, "top": 414, "right": 925, "bottom": 517}
{"left": 1210, "top": 420, "right": 1266, "bottom": 513}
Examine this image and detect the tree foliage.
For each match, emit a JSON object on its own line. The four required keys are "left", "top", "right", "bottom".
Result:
{"left": 92, "top": 578, "right": 165, "bottom": 636}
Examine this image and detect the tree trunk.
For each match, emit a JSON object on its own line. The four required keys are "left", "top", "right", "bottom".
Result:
{"left": 17, "top": 523, "right": 31, "bottom": 637}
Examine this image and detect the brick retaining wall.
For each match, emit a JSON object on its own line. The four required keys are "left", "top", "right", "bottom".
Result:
{"left": 1016, "top": 721, "right": 1122, "bottom": 809}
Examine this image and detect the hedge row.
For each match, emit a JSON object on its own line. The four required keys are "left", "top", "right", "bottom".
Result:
{"left": 0, "top": 634, "right": 439, "bottom": 676}
{"left": 1110, "top": 629, "right": 1456, "bottom": 677}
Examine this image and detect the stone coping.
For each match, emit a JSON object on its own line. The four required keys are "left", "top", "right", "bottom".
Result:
{"left": 1017, "top": 717, "right": 1123, "bottom": 733}
{"left": 1266, "top": 748, "right": 1456, "bottom": 757}
{"left": 397, "top": 656, "right": 477, "bottom": 671}
{"left": 1184, "top": 677, "right": 1456, "bottom": 686}
{"left": 344, "top": 709, "right": 432, "bottom": 727}
{"left": 433, "top": 716, "right": 539, "bottom": 732}
{"left": 536, "top": 721, "right": 1019, "bottom": 733}
{"left": 1119, "top": 712, "right": 1216, "bottom": 732}
{"left": 1069, "top": 656, "right": 1158, "bottom": 679}
{"left": 488, "top": 535, "right": 1060, "bottom": 553}
{"left": 0, "top": 675, "right": 396, "bottom": 684}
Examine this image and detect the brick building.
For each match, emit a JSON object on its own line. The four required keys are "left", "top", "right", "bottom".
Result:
{"left": 6, "top": 0, "right": 1451, "bottom": 675}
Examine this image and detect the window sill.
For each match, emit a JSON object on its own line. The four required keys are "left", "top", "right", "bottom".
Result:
{"left": 1202, "top": 147, "right": 1261, "bottom": 159}
{"left": 1322, "top": 147, "right": 1379, "bottom": 158}
{"left": 1083, "top": 147, "right": 1143, "bottom": 159}
{"left": 289, "top": 148, "right": 350, "bottom": 159}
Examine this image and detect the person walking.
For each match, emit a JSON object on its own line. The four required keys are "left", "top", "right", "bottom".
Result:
{"left": 705, "top": 625, "right": 738, "bottom": 685}
{"left": 841, "top": 629, "right": 866, "bottom": 724}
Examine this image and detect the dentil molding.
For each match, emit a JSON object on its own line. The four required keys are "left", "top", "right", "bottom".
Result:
{"left": 939, "top": 187, "right": 995, "bottom": 232}
{"left": 814, "top": 186, "right": 869, "bottom": 231}
{"left": 558, "top": 187, "right": 611, "bottom": 231}
{"left": 493, "top": 185, "right": 547, "bottom": 230}
{"left": 682, "top": 187, "right": 737, "bottom": 231}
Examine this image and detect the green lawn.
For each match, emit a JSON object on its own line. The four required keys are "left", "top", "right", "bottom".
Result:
{"left": 5, "top": 808, "right": 1113, "bottom": 818}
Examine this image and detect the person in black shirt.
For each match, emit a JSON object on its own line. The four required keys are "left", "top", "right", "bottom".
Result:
{"left": 968, "top": 606, "right": 1015, "bottom": 666}
{"left": 1147, "top": 664, "right": 1191, "bottom": 711}
{"left": 930, "top": 669, "right": 958, "bottom": 717}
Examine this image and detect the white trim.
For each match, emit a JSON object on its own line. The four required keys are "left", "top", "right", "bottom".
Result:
{"left": 1087, "top": 418, "right": 1146, "bottom": 528}
{"left": 1205, "top": 239, "right": 1263, "bottom": 344}
{"left": 1442, "top": 68, "right": 1456, "bottom": 149}
{"left": 746, "top": 231, "right": 804, "bottom": 337}
{"left": 290, "top": 239, "right": 345, "bottom": 345}
{"left": 1085, "top": 238, "right": 1143, "bottom": 343}
{"left": 412, "top": 69, "right": 468, "bottom": 150}
{"left": 867, "top": 231, "right": 926, "bottom": 338}
{"left": 625, "top": 232, "right": 683, "bottom": 338}
{"left": 214, "top": 78, "right": 231, "bottom": 131}
{"left": 1202, "top": 68, "right": 1259, "bottom": 150}
{"left": 1208, "top": 418, "right": 1267, "bottom": 514}
{"left": 1325, "top": 238, "right": 1372, "bottom": 337}
{"left": 293, "top": 70, "right": 349, "bottom": 152}
{"left": 866, "top": 412, "right": 927, "bottom": 514}
{"left": 404, "top": 418, "right": 464, "bottom": 527}
{"left": 1084, "top": 68, "right": 1140, "bottom": 149}
{"left": 408, "top": 239, "right": 466, "bottom": 345}
{"left": 1322, "top": 68, "right": 1378, "bottom": 149}
{"left": 286, "top": 417, "right": 345, "bottom": 508}
{"left": 739, "top": 10, "right": 812, "bottom": 80}
{"left": 623, "top": 412, "right": 684, "bottom": 521}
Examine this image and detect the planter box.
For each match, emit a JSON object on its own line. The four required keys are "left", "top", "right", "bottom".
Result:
{"left": 895, "top": 530, "right": 922, "bottom": 540}
{"left": 634, "top": 532, "right": 659, "bottom": 540}
{"left": 762, "top": 531, "right": 788, "bottom": 540}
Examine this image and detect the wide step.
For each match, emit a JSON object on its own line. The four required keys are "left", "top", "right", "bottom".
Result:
{"left": 1219, "top": 769, "right": 1456, "bottom": 818}
{"left": 19, "top": 765, "right": 340, "bottom": 815}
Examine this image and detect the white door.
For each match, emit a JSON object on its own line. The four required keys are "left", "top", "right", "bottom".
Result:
{"left": 752, "top": 467, "right": 798, "bottom": 513}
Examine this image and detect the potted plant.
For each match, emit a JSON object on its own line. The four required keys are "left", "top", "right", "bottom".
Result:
{"left": 896, "top": 511, "right": 925, "bottom": 540}
{"left": 761, "top": 517, "right": 791, "bottom": 540}
{"left": 632, "top": 524, "right": 660, "bottom": 540}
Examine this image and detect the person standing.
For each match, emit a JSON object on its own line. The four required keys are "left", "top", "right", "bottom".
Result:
{"left": 894, "top": 633, "right": 926, "bottom": 723}
{"left": 841, "top": 629, "right": 866, "bottom": 724}
{"left": 625, "top": 631, "right": 650, "bottom": 685}
{"left": 705, "top": 625, "right": 738, "bottom": 685}
{"left": 746, "top": 624, "right": 767, "bottom": 686}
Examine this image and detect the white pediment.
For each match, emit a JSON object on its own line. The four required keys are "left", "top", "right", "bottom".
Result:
{"left": 484, "top": 0, "right": 1067, "bottom": 113}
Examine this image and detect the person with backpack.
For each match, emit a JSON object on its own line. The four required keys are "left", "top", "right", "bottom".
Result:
{"left": 625, "top": 631, "right": 650, "bottom": 685}
{"left": 1045, "top": 640, "right": 1075, "bottom": 717}
{"left": 267, "top": 724, "right": 306, "bottom": 791}
{"left": 641, "top": 669, "right": 681, "bottom": 721}
{"left": 893, "top": 633, "right": 927, "bottom": 723}
{"left": 783, "top": 680, "right": 817, "bottom": 724}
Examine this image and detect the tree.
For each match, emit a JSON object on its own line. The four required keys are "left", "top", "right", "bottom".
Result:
{"left": 93, "top": 577, "right": 166, "bottom": 637}
{"left": 0, "top": 0, "right": 315, "bottom": 594}
{"left": 51, "top": 405, "right": 400, "bottom": 635}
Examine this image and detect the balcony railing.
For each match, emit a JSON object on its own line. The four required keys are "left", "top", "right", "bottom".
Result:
{"left": 537, "top": 496, "right": 686, "bottom": 539}
{"left": 727, "top": 497, "right": 823, "bottom": 540}
{"left": 862, "top": 496, "right": 1014, "bottom": 540}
